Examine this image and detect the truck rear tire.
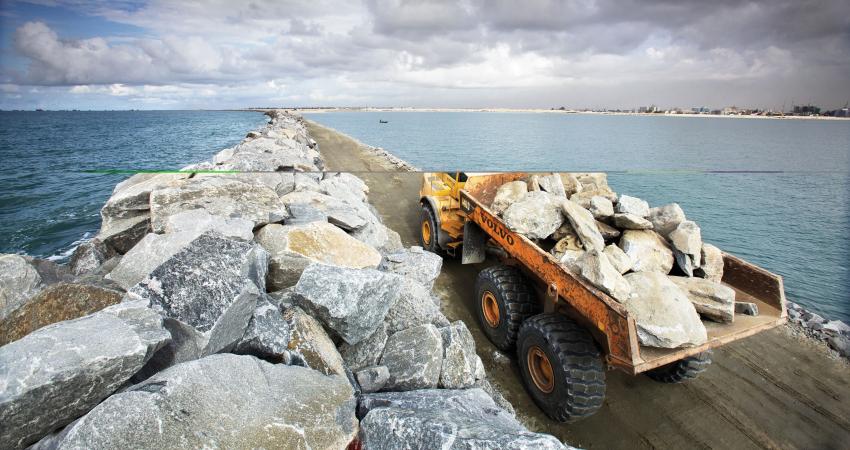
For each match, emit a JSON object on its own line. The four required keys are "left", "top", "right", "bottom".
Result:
{"left": 474, "top": 265, "right": 538, "bottom": 352}
{"left": 645, "top": 351, "right": 712, "bottom": 383}
{"left": 518, "top": 313, "right": 606, "bottom": 422}
{"left": 420, "top": 205, "right": 440, "bottom": 253}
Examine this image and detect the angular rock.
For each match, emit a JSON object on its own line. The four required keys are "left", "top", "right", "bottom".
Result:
{"left": 828, "top": 336, "right": 850, "bottom": 358}
{"left": 358, "top": 389, "right": 568, "bottom": 449}
{"left": 320, "top": 173, "right": 369, "bottom": 205}
{"left": 0, "top": 282, "right": 123, "bottom": 346}
{"left": 96, "top": 213, "right": 150, "bottom": 254}
{"left": 669, "top": 220, "right": 703, "bottom": 274}
{"left": 623, "top": 272, "right": 707, "bottom": 348}
{"left": 604, "top": 244, "right": 633, "bottom": 275}
{"left": 559, "top": 249, "right": 585, "bottom": 266}
{"left": 492, "top": 181, "right": 529, "bottom": 216}
{"left": 474, "top": 378, "right": 515, "bottom": 416}
{"left": 596, "top": 219, "right": 621, "bottom": 241}
{"left": 349, "top": 214, "right": 404, "bottom": 254}
{"left": 281, "top": 190, "right": 369, "bottom": 230}
{"left": 233, "top": 300, "right": 293, "bottom": 363}
{"left": 149, "top": 177, "right": 287, "bottom": 233}
{"left": 256, "top": 222, "right": 382, "bottom": 291}
{"left": 101, "top": 173, "right": 185, "bottom": 221}
{"left": 613, "top": 213, "right": 654, "bottom": 230}
{"left": 537, "top": 173, "right": 567, "bottom": 198}
{"left": 439, "top": 321, "right": 478, "bottom": 389}
{"left": 619, "top": 230, "right": 674, "bottom": 274}
{"left": 286, "top": 202, "right": 328, "bottom": 224}
{"left": 695, "top": 243, "right": 724, "bottom": 282}
{"left": 567, "top": 249, "right": 632, "bottom": 302}
{"left": 293, "top": 263, "right": 403, "bottom": 344}
{"left": 589, "top": 196, "right": 614, "bottom": 219}
{"left": 283, "top": 306, "right": 346, "bottom": 376}
{"left": 735, "top": 302, "right": 759, "bottom": 316}
{"left": 571, "top": 173, "right": 618, "bottom": 203}
{"left": 649, "top": 203, "right": 686, "bottom": 237}
{"left": 503, "top": 191, "right": 563, "bottom": 240}
{"left": 559, "top": 173, "right": 583, "bottom": 197}
{"left": 161, "top": 209, "right": 254, "bottom": 241}
{"left": 212, "top": 146, "right": 235, "bottom": 164}
{"left": 670, "top": 276, "right": 736, "bottom": 323}
{"left": 69, "top": 238, "right": 115, "bottom": 276}
{"left": 126, "top": 232, "right": 268, "bottom": 369}
{"left": 379, "top": 246, "right": 443, "bottom": 289}
{"left": 380, "top": 324, "right": 444, "bottom": 391}
{"left": 0, "top": 301, "right": 170, "bottom": 449}
{"left": 615, "top": 195, "right": 650, "bottom": 218}
{"left": 106, "top": 231, "right": 199, "bottom": 290}
{"left": 384, "top": 277, "right": 450, "bottom": 334}
{"left": 355, "top": 365, "right": 390, "bottom": 393}
{"left": 339, "top": 323, "right": 389, "bottom": 372}
{"left": 42, "top": 355, "right": 357, "bottom": 450}
{"left": 0, "top": 254, "right": 43, "bottom": 320}
{"left": 550, "top": 229, "right": 583, "bottom": 261}
{"left": 294, "top": 172, "right": 322, "bottom": 192}
{"left": 560, "top": 199, "right": 606, "bottom": 252}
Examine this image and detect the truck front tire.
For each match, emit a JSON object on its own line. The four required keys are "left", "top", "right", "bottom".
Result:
{"left": 518, "top": 313, "right": 606, "bottom": 422}
{"left": 420, "top": 205, "right": 440, "bottom": 253}
{"left": 645, "top": 351, "right": 712, "bottom": 383}
{"left": 474, "top": 265, "right": 538, "bottom": 352}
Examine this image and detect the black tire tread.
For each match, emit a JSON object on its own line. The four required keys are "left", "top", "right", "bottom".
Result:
{"left": 519, "top": 313, "right": 606, "bottom": 422}
{"left": 475, "top": 265, "right": 537, "bottom": 351}
{"left": 420, "top": 204, "right": 440, "bottom": 253}
{"left": 646, "top": 351, "right": 712, "bottom": 383}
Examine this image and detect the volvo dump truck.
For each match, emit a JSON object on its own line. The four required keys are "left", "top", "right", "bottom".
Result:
{"left": 419, "top": 172, "right": 787, "bottom": 422}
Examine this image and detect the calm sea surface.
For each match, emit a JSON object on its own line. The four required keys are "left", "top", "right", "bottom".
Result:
{"left": 305, "top": 111, "right": 850, "bottom": 323}
{"left": 0, "top": 110, "right": 266, "bottom": 260}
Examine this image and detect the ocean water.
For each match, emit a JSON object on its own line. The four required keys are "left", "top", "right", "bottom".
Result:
{"left": 305, "top": 111, "right": 850, "bottom": 323}
{"left": 0, "top": 110, "right": 266, "bottom": 259}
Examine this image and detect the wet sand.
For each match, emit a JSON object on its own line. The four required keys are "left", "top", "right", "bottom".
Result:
{"left": 306, "top": 120, "right": 850, "bottom": 450}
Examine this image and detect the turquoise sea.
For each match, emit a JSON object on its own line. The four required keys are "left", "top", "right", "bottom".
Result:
{"left": 305, "top": 111, "right": 850, "bottom": 323}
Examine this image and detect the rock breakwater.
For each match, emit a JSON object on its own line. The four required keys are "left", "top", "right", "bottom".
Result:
{"left": 0, "top": 110, "right": 572, "bottom": 449}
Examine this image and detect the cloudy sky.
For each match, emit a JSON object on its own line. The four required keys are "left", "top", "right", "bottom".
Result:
{"left": 1, "top": 0, "right": 848, "bottom": 110}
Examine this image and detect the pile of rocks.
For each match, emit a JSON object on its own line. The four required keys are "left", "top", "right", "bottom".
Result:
{"left": 786, "top": 302, "right": 850, "bottom": 358}
{"left": 0, "top": 111, "right": 572, "bottom": 449}
{"left": 493, "top": 173, "right": 742, "bottom": 349}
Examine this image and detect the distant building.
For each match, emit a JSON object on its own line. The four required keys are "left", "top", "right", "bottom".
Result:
{"left": 792, "top": 105, "right": 821, "bottom": 115}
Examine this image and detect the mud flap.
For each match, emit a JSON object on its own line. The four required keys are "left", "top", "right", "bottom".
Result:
{"left": 462, "top": 221, "right": 488, "bottom": 264}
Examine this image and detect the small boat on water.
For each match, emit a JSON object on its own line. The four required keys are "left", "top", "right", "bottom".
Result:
{"left": 379, "top": 120, "right": 388, "bottom": 124}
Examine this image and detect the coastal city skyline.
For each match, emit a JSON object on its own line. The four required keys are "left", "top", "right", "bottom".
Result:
{"left": 2, "top": 0, "right": 849, "bottom": 110}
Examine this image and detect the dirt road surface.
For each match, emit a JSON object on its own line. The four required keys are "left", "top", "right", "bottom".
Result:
{"left": 306, "top": 119, "right": 850, "bottom": 450}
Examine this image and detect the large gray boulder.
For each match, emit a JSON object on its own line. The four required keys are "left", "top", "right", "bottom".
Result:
{"left": 438, "top": 321, "right": 481, "bottom": 389}
{"left": 281, "top": 190, "right": 370, "bottom": 230}
{"left": 0, "top": 301, "right": 170, "bottom": 449}
{"left": 380, "top": 324, "right": 444, "bottom": 391}
{"left": 491, "top": 180, "right": 528, "bottom": 215}
{"left": 355, "top": 365, "right": 391, "bottom": 393}
{"left": 339, "top": 323, "right": 389, "bottom": 372}
{"left": 558, "top": 173, "right": 583, "bottom": 197}
{"left": 379, "top": 246, "right": 443, "bottom": 289}
{"left": 615, "top": 195, "right": 650, "bottom": 217}
{"left": 293, "top": 263, "right": 403, "bottom": 345}
{"left": 670, "top": 276, "right": 736, "bottom": 323}
{"left": 233, "top": 300, "right": 293, "bottom": 363}
{"left": 623, "top": 272, "right": 708, "bottom": 348}
{"left": 126, "top": 232, "right": 268, "bottom": 370}
{"left": 160, "top": 209, "right": 254, "bottom": 241}
{"left": 358, "top": 389, "right": 569, "bottom": 449}
{"left": 596, "top": 219, "right": 621, "bottom": 241}
{"left": 40, "top": 355, "right": 357, "bottom": 449}
{"left": 618, "top": 230, "right": 674, "bottom": 273}
{"left": 106, "top": 231, "right": 199, "bottom": 290}
{"left": 383, "top": 278, "right": 450, "bottom": 334}
{"left": 149, "top": 177, "right": 288, "bottom": 233}
{"left": 256, "top": 222, "right": 382, "bottom": 291}
{"left": 604, "top": 244, "right": 633, "bottom": 275}
{"left": 68, "top": 238, "right": 115, "bottom": 276}
{"left": 503, "top": 191, "right": 564, "bottom": 240}
{"left": 537, "top": 173, "right": 567, "bottom": 198}
{"left": 100, "top": 173, "right": 186, "bottom": 221}
{"left": 589, "top": 195, "right": 614, "bottom": 219}
{"left": 96, "top": 213, "right": 150, "bottom": 254}
{"left": 348, "top": 211, "right": 404, "bottom": 254}
{"left": 565, "top": 249, "right": 632, "bottom": 302}
{"left": 695, "top": 243, "right": 724, "bottom": 282}
{"left": 669, "top": 220, "right": 703, "bottom": 276}
{"left": 283, "top": 306, "right": 346, "bottom": 376}
{"left": 560, "top": 199, "right": 606, "bottom": 252}
{"left": 0, "top": 254, "right": 43, "bottom": 320}
{"left": 613, "top": 213, "right": 654, "bottom": 230}
{"left": 649, "top": 203, "right": 686, "bottom": 236}
{"left": 320, "top": 173, "right": 369, "bottom": 205}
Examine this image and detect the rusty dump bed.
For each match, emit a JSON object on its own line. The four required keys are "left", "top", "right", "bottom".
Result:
{"left": 458, "top": 173, "right": 787, "bottom": 375}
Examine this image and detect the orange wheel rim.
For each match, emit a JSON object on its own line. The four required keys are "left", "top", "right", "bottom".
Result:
{"left": 481, "top": 291, "right": 500, "bottom": 328}
{"left": 528, "top": 346, "right": 555, "bottom": 393}
{"left": 421, "top": 220, "right": 432, "bottom": 245}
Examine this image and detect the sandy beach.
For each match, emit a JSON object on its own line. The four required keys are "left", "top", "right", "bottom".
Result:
{"left": 305, "top": 119, "right": 850, "bottom": 450}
